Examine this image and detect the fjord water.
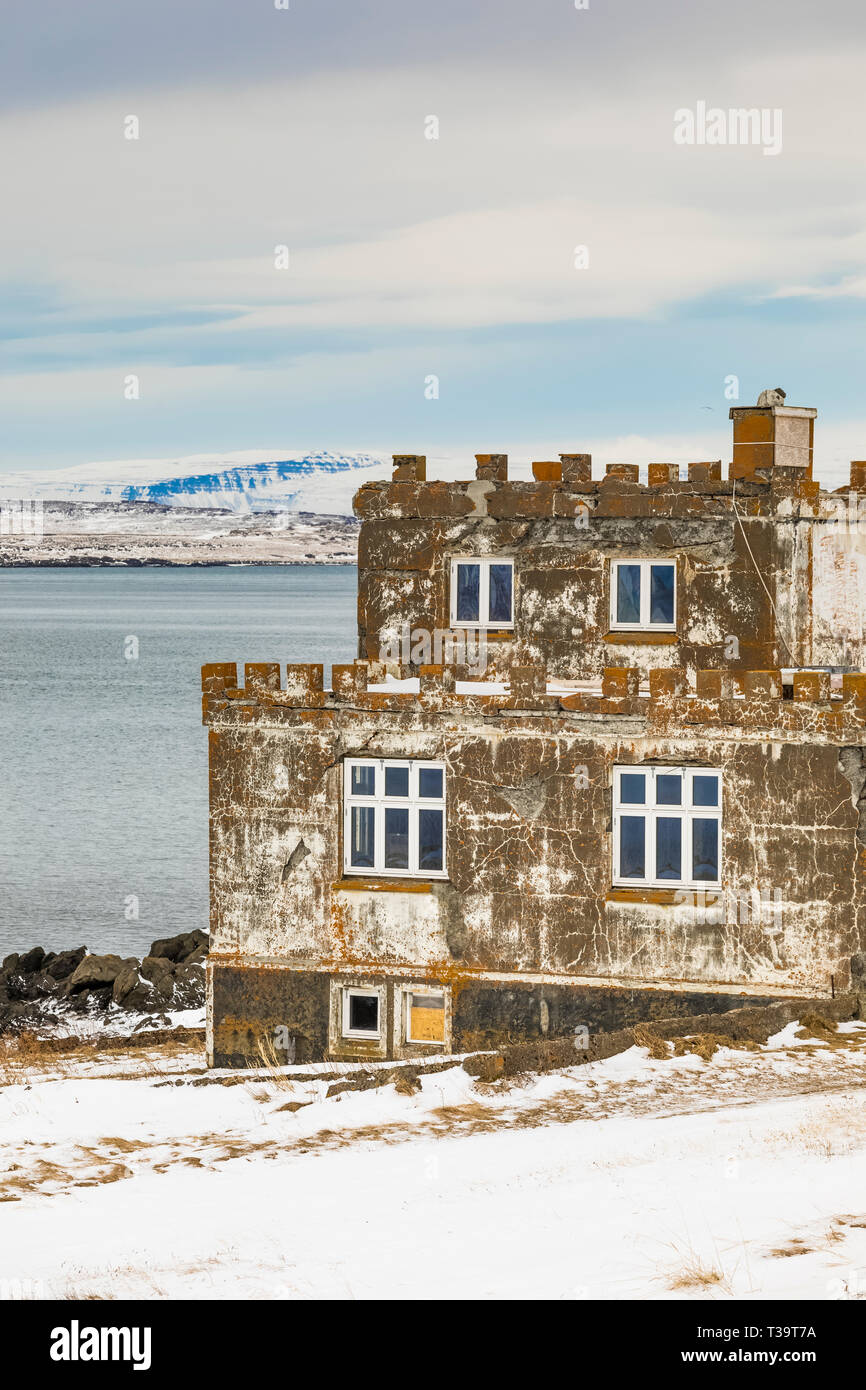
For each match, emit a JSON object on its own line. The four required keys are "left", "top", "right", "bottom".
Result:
{"left": 0, "top": 567, "right": 356, "bottom": 960}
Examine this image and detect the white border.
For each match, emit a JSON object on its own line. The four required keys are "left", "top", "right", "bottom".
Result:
{"left": 609, "top": 558, "right": 677, "bottom": 632}
{"left": 449, "top": 556, "right": 514, "bottom": 629}
{"left": 611, "top": 764, "right": 722, "bottom": 890}
{"left": 343, "top": 758, "right": 448, "bottom": 879}
{"left": 341, "top": 985, "right": 383, "bottom": 1039}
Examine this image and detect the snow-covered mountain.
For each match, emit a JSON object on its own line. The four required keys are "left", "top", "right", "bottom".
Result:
{"left": 0, "top": 450, "right": 392, "bottom": 516}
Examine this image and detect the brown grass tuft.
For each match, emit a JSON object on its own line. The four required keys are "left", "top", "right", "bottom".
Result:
{"left": 668, "top": 1258, "right": 729, "bottom": 1292}
{"left": 632, "top": 1024, "right": 670, "bottom": 1060}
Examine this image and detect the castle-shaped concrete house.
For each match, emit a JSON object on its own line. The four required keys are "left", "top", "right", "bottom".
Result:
{"left": 202, "top": 393, "right": 866, "bottom": 1068}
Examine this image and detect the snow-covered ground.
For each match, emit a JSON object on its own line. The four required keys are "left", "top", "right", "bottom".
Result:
{"left": 2, "top": 1021, "right": 866, "bottom": 1300}
{"left": 0, "top": 502, "right": 360, "bottom": 566}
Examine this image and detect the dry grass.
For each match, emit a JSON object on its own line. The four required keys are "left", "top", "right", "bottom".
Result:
{"left": 769, "top": 1239, "right": 813, "bottom": 1258}
{"left": 797, "top": 1013, "right": 839, "bottom": 1043}
{"left": 632, "top": 1024, "right": 670, "bottom": 1060}
{"left": 0, "top": 1028, "right": 203, "bottom": 1088}
{"left": 668, "top": 1257, "right": 731, "bottom": 1293}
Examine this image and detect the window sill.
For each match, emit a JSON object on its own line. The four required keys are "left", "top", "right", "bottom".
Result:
{"left": 450, "top": 627, "right": 513, "bottom": 639}
{"left": 604, "top": 631, "right": 678, "bottom": 645}
{"left": 607, "top": 887, "right": 722, "bottom": 905}
{"left": 334, "top": 878, "right": 439, "bottom": 893}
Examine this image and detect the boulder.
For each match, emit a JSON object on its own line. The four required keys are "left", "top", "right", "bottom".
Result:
{"left": 45, "top": 947, "right": 87, "bottom": 982}
{"left": 1, "top": 954, "right": 19, "bottom": 975}
{"left": 17, "top": 947, "right": 46, "bottom": 975}
{"left": 11, "top": 969, "right": 64, "bottom": 1002}
{"left": 65, "top": 954, "right": 125, "bottom": 995}
{"left": 170, "top": 961, "right": 205, "bottom": 1009}
{"left": 148, "top": 930, "right": 208, "bottom": 964}
{"left": 140, "top": 955, "right": 176, "bottom": 1000}
{"left": 111, "top": 958, "right": 144, "bottom": 1005}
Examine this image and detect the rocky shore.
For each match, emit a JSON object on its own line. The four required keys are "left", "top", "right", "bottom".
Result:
{"left": 0, "top": 931, "right": 207, "bottom": 1033}
{"left": 0, "top": 501, "right": 359, "bottom": 566}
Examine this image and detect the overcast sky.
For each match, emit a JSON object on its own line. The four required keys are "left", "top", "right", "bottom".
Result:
{"left": 2, "top": 0, "right": 866, "bottom": 481}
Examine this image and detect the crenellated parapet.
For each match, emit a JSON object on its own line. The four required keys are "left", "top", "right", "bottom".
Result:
{"left": 202, "top": 660, "right": 866, "bottom": 737}
{"left": 354, "top": 447, "right": 834, "bottom": 525}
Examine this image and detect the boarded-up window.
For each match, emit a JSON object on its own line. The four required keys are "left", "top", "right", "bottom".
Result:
{"left": 407, "top": 992, "right": 445, "bottom": 1044}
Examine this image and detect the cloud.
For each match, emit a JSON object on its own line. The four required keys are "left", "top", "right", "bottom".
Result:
{"left": 2, "top": 16, "right": 866, "bottom": 464}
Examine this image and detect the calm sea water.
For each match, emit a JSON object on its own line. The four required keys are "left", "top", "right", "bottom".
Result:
{"left": 0, "top": 567, "right": 356, "bottom": 961}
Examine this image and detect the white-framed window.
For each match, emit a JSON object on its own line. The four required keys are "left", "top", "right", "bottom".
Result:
{"left": 610, "top": 559, "right": 676, "bottom": 631}
{"left": 343, "top": 758, "right": 447, "bottom": 879}
{"left": 449, "top": 557, "right": 514, "bottom": 629}
{"left": 612, "top": 765, "right": 722, "bottom": 889}
{"left": 404, "top": 987, "right": 447, "bottom": 1045}
{"left": 341, "top": 985, "right": 382, "bottom": 1039}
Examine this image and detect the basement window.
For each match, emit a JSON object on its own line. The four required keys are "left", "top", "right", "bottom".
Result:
{"left": 449, "top": 557, "right": 514, "bottom": 629}
{"left": 405, "top": 989, "right": 446, "bottom": 1045}
{"left": 612, "top": 765, "right": 721, "bottom": 889}
{"left": 342, "top": 987, "right": 381, "bottom": 1039}
{"left": 610, "top": 559, "right": 676, "bottom": 631}
{"left": 344, "top": 758, "right": 447, "bottom": 878}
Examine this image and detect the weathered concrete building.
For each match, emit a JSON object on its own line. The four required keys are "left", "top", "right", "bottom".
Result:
{"left": 203, "top": 396, "right": 866, "bottom": 1067}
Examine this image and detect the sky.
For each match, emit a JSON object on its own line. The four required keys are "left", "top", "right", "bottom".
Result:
{"left": 2, "top": 0, "right": 866, "bottom": 485}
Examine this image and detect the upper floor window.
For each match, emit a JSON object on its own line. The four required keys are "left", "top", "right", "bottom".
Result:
{"left": 610, "top": 559, "right": 676, "bottom": 631}
{"left": 344, "top": 758, "right": 447, "bottom": 879}
{"left": 450, "top": 557, "right": 514, "bottom": 629}
{"left": 612, "top": 765, "right": 721, "bottom": 889}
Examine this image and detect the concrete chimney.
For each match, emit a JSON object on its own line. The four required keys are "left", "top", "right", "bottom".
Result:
{"left": 729, "top": 397, "right": 816, "bottom": 481}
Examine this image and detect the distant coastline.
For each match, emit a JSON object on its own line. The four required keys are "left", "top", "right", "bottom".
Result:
{"left": 0, "top": 500, "right": 360, "bottom": 567}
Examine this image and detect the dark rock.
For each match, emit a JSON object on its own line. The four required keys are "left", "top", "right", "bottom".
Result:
{"left": 0, "top": 1001, "right": 31, "bottom": 1028}
{"left": 9, "top": 969, "right": 64, "bottom": 1002}
{"left": 112, "top": 958, "right": 144, "bottom": 1005}
{"left": 1, "top": 954, "right": 20, "bottom": 975}
{"left": 169, "top": 961, "right": 205, "bottom": 1009}
{"left": 140, "top": 955, "right": 175, "bottom": 1000}
{"left": 45, "top": 947, "right": 87, "bottom": 982}
{"left": 88, "top": 985, "right": 113, "bottom": 1011}
{"left": 17, "top": 947, "right": 46, "bottom": 975}
{"left": 148, "top": 930, "right": 208, "bottom": 964}
{"left": 65, "top": 954, "right": 125, "bottom": 995}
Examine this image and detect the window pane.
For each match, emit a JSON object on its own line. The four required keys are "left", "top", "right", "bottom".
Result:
{"left": 384, "top": 807, "right": 409, "bottom": 869}
{"left": 650, "top": 565, "right": 675, "bottom": 625}
{"left": 456, "top": 563, "right": 481, "bottom": 622}
{"left": 616, "top": 564, "right": 641, "bottom": 625}
{"left": 418, "top": 808, "right": 444, "bottom": 872}
{"left": 656, "top": 774, "right": 682, "bottom": 806}
{"left": 351, "top": 765, "right": 375, "bottom": 796}
{"left": 350, "top": 806, "right": 375, "bottom": 868}
{"left": 655, "top": 816, "right": 682, "bottom": 879}
{"left": 692, "top": 819, "right": 719, "bottom": 881}
{"left": 619, "top": 816, "right": 645, "bottom": 878}
{"left": 488, "top": 564, "right": 513, "bottom": 623}
{"left": 384, "top": 766, "right": 409, "bottom": 797}
{"left": 620, "top": 773, "right": 646, "bottom": 805}
{"left": 693, "top": 775, "right": 718, "bottom": 807}
{"left": 348, "top": 994, "right": 379, "bottom": 1034}
{"left": 419, "top": 767, "right": 443, "bottom": 799}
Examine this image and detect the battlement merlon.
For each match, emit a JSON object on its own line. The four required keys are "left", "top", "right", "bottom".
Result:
{"left": 355, "top": 401, "right": 866, "bottom": 520}
{"left": 201, "top": 661, "right": 866, "bottom": 736}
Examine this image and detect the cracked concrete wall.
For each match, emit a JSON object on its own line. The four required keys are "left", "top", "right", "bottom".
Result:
{"left": 207, "top": 708, "right": 864, "bottom": 1003}
{"left": 355, "top": 477, "right": 819, "bottom": 679}
{"left": 811, "top": 497, "right": 866, "bottom": 667}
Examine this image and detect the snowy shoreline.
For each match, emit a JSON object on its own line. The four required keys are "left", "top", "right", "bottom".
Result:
{"left": 0, "top": 933, "right": 207, "bottom": 1038}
